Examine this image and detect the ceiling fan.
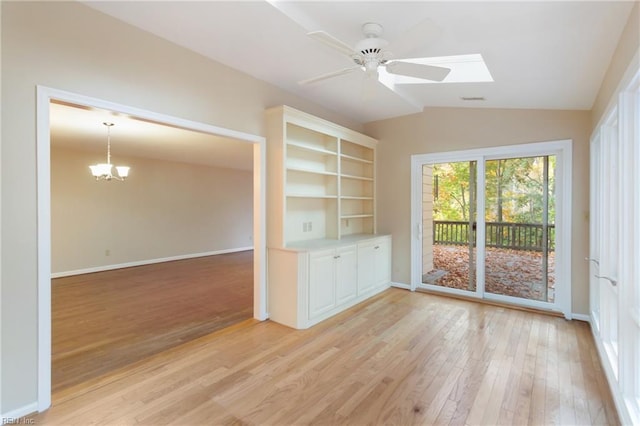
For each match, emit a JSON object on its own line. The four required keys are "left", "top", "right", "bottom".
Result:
{"left": 299, "top": 22, "right": 451, "bottom": 86}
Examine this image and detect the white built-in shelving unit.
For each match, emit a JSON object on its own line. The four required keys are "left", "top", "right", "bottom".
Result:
{"left": 266, "top": 106, "right": 378, "bottom": 247}
{"left": 265, "top": 105, "right": 391, "bottom": 329}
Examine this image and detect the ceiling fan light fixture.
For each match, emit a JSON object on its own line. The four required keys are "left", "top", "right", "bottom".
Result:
{"left": 354, "top": 36, "right": 388, "bottom": 56}
{"left": 361, "top": 22, "right": 384, "bottom": 38}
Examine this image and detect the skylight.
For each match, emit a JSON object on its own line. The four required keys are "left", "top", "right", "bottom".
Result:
{"left": 379, "top": 54, "right": 494, "bottom": 85}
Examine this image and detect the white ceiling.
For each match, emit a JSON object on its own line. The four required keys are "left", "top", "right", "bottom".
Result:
{"left": 57, "top": 1, "right": 634, "bottom": 169}
{"left": 83, "top": 0, "right": 635, "bottom": 123}
{"left": 50, "top": 102, "right": 254, "bottom": 170}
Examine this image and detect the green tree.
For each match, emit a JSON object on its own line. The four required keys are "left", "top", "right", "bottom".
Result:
{"left": 433, "top": 161, "right": 475, "bottom": 221}
{"left": 433, "top": 156, "right": 555, "bottom": 225}
{"left": 486, "top": 156, "right": 556, "bottom": 224}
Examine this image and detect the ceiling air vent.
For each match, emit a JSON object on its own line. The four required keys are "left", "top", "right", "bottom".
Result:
{"left": 461, "top": 96, "right": 486, "bottom": 101}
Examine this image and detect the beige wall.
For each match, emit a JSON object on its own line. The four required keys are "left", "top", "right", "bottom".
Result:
{"left": 0, "top": 1, "right": 360, "bottom": 413}
{"left": 365, "top": 108, "right": 591, "bottom": 313}
{"left": 2, "top": 0, "right": 638, "bottom": 416}
{"left": 591, "top": 2, "right": 639, "bottom": 128}
{"left": 51, "top": 147, "right": 253, "bottom": 273}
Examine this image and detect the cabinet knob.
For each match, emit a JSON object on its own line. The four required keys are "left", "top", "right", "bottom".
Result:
{"left": 374, "top": 245, "right": 380, "bottom": 249}
{"left": 334, "top": 255, "right": 341, "bottom": 259}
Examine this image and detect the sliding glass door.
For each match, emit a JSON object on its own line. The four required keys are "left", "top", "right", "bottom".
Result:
{"left": 412, "top": 141, "right": 571, "bottom": 316}
{"left": 422, "top": 161, "right": 477, "bottom": 294}
{"left": 484, "top": 156, "right": 555, "bottom": 304}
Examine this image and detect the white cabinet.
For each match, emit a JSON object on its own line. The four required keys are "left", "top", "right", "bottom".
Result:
{"left": 268, "top": 235, "right": 391, "bottom": 329}
{"left": 309, "top": 248, "right": 338, "bottom": 317}
{"left": 335, "top": 245, "right": 358, "bottom": 305}
{"left": 309, "top": 245, "right": 357, "bottom": 318}
{"left": 357, "top": 236, "right": 392, "bottom": 295}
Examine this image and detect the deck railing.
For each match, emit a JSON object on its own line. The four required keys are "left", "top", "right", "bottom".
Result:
{"left": 433, "top": 220, "right": 555, "bottom": 251}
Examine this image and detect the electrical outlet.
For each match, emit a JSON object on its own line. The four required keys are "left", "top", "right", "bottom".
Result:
{"left": 308, "top": 221, "right": 312, "bottom": 232}
{"left": 302, "top": 222, "right": 313, "bottom": 232}
{"left": 105, "top": 249, "right": 111, "bottom": 256}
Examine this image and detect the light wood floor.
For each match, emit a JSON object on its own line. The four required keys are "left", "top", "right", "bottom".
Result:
{"left": 52, "top": 251, "right": 254, "bottom": 392}
{"left": 34, "top": 288, "right": 618, "bottom": 425}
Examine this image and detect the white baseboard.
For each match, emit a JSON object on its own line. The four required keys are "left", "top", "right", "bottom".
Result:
{"left": 571, "top": 313, "right": 591, "bottom": 322}
{"left": 394, "top": 288, "right": 594, "bottom": 324}
{"left": 51, "top": 246, "right": 253, "bottom": 278}
{"left": 1, "top": 402, "right": 38, "bottom": 422}
{"left": 391, "top": 282, "right": 411, "bottom": 290}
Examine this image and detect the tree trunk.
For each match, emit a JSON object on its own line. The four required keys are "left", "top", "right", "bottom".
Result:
{"left": 496, "top": 160, "right": 504, "bottom": 246}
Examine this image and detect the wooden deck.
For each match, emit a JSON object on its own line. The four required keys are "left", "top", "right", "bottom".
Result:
{"left": 426, "top": 245, "right": 556, "bottom": 302}
{"left": 32, "top": 288, "right": 618, "bottom": 425}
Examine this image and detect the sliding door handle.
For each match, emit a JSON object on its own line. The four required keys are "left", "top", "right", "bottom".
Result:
{"left": 595, "top": 275, "right": 617, "bottom": 287}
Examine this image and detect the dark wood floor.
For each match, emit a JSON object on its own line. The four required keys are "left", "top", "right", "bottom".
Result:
{"left": 52, "top": 251, "right": 254, "bottom": 392}
{"left": 34, "top": 288, "right": 618, "bottom": 425}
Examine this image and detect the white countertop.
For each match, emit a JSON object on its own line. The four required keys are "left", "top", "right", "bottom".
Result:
{"left": 271, "top": 234, "right": 391, "bottom": 252}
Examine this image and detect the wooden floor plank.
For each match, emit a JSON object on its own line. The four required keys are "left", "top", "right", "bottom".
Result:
{"left": 52, "top": 251, "right": 254, "bottom": 392}
{"left": 30, "top": 289, "right": 620, "bottom": 426}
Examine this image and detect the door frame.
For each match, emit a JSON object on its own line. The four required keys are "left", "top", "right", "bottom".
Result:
{"left": 410, "top": 140, "right": 572, "bottom": 318}
{"left": 36, "top": 86, "right": 267, "bottom": 411}
{"left": 588, "top": 52, "right": 640, "bottom": 426}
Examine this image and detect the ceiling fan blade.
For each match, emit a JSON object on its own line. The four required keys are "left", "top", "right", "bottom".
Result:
{"left": 298, "top": 66, "right": 361, "bottom": 85}
{"left": 307, "top": 30, "right": 356, "bottom": 57}
{"left": 385, "top": 61, "right": 450, "bottom": 82}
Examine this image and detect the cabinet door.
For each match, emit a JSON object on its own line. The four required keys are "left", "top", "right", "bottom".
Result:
{"left": 373, "top": 237, "right": 391, "bottom": 287}
{"left": 309, "top": 249, "right": 337, "bottom": 318}
{"left": 358, "top": 237, "right": 392, "bottom": 294}
{"left": 357, "top": 241, "right": 377, "bottom": 295}
{"left": 336, "top": 245, "right": 358, "bottom": 305}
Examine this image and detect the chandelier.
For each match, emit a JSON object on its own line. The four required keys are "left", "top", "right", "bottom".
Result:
{"left": 89, "top": 122, "right": 130, "bottom": 181}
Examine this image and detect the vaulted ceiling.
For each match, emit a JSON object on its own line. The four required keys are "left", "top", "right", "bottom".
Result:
{"left": 53, "top": 1, "right": 635, "bottom": 169}
{"left": 84, "top": 1, "right": 634, "bottom": 123}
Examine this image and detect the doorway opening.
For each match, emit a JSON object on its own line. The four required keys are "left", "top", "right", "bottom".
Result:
{"left": 49, "top": 100, "right": 258, "bottom": 392}
{"left": 411, "top": 141, "right": 571, "bottom": 317}
{"left": 36, "top": 86, "right": 267, "bottom": 410}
